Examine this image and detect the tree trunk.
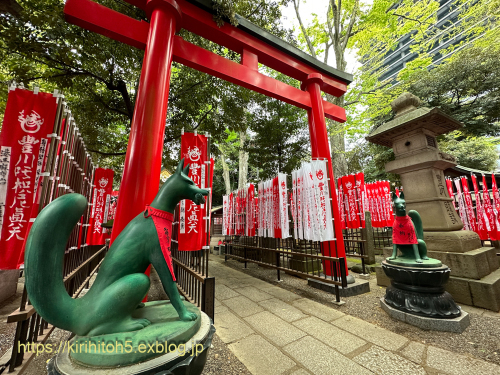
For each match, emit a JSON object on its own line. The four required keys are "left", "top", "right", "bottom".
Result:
{"left": 238, "top": 131, "right": 248, "bottom": 190}
{"left": 327, "top": 95, "right": 348, "bottom": 177}
{"left": 220, "top": 154, "right": 231, "bottom": 195}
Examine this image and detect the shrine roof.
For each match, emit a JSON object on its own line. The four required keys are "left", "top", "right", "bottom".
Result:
{"left": 185, "top": 0, "right": 353, "bottom": 84}
{"left": 366, "top": 107, "right": 463, "bottom": 147}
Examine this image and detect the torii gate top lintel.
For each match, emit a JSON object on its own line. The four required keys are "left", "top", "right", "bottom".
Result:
{"left": 64, "top": 0, "right": 352, "bottom": 117}
{"left": 65, "top": 0, "right": 350, "bottom": 276}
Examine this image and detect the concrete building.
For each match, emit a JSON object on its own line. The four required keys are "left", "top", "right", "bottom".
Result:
{"left": 367, "top": 0, "right": 485, "bottom": 82}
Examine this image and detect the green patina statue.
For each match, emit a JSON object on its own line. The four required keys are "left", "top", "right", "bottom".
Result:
{"left": 389, "top": 192, "right": 441, "bottom": 267}
{"left": 25, "top": 159, "right": 208, "bottom": 339}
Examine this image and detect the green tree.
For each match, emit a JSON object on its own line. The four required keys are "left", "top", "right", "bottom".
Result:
{"left": 439, "top": 132, "right": 499, "bottom": 171}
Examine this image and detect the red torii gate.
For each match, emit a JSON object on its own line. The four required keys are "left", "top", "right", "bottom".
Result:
{"left": 64, "top": 0, "right": 353, "bottom": 276}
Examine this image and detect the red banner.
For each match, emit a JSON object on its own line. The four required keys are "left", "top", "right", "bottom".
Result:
{"left": 342, "top": 174, "right": 360, "bottom": 229}
{"left": 337, "top": 177, "right": 346, "bottom": 230}
{"left": 0, "top": 88, "right": 58, "bottom": 269}
{"left": 178, "top": 132, "right": 208, "bottom": 251}
{"left": 445, "top": 178, "right": 456, "bottom": 209}
{"left": 355, "top": 172, "right": 365, "bottom": 228}
{"left": 461, "top": 177, "right": 477, "bottom": 233}
{"left": 86, "top": 168, "right": 114, "bottom": 245}
{"left": 247, "top": 184, "right": 255, "bottom": 237}
{"left": 471, "top": 175, "right": 488, "bottom": 240}
{"left": 482, "top": 175, "right": 499, "bottom": 241}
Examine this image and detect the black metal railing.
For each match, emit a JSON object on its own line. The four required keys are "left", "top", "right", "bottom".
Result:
{"left": 342, "top": 229, "right": 368, "bottom": 273}
{"left": 171, "top": 213, "right": 215, "bottom": 322}
{"left": 224, "top": 235, "right": 348, "bottom": 303}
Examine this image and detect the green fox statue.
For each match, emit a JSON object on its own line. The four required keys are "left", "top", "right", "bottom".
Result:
{"left": 389, "top": 191, "right": 429, "bottom": 264}
{"left": 25, "top": 159, "right": 208, "bottom": 337}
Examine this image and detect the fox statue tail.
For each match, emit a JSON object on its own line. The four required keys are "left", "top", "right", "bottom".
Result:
{"left": 24, "top": 194, "right": 87, "bottom": 333}
{"left": 408, "top": 210, "right": 424, "bottom": 241}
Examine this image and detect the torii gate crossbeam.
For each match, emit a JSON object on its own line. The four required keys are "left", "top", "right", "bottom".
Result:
{"left": 64, "top": 0, "right": 353, "bottom": 276}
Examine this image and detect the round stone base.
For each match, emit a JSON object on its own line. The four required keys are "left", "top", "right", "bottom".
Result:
{"left": 380, "top": 298, "right": 469, "bottom": 333}
{"left": 382, "top": 260, "right": 461, "bottom": 319}
{"left": 47, "top": 303, "right": 214, "bottom": 375}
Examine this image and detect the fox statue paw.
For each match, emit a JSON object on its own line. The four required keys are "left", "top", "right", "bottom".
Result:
{"left": 179, "top": 310, "right": 198, "bottom": 322}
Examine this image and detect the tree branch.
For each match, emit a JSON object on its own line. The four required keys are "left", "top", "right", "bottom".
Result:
{"left": 293, "top": 0, "right": 317, "bottom": 58}
{"left": 87, "top": 148, "right": 127, "bottom": 156}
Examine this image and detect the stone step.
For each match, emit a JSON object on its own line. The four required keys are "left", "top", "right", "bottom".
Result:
{"left": 447, "top": 268, "right": 500, "bottom": 311}
{"left": 428, "top": 247, "right": 499, "bottom": 279}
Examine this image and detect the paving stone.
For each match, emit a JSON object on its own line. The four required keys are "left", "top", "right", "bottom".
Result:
{"left": 222, "top": 295, "right": 264, "bottom": 318}
{"left": 258, "top": 298, "right": 307, "bottom": 322}
{"left": 233, "top": 286, "right": 273, "bottom": 302}
{"left": 331, "top": 315, "right": 408, "bottom": 351}
{"left": 292, "top": 316, "right": 366, "bottom": 355}
{"left": 214, "top": 284, "right": 241, "bottom": 300}
{"left": 283, "top": 336, "right": 373, "bottom": 375}
{"left": 353, "top": 345, "right": 426, "bottom": 374}
{"left": 291, "top": 298, "right": 345, "bottom": 322}
{"left": 400, "top": 342, "right": 426, "bottom": 365}
{"left": 228, "top": 335, "right": 296, "bottom": 375}
{"left": 214, "top": 304, "right": 228, "bottom": 314}
{"left": 426, "top": 345, "right": 500, "bottom": 375}
{"left": 214, "top": 298, "right": 222, "bottom": 307}
{"left": 259, "top": 286, "right": 302, "bottom": 302}
{"left": 289, "top": 370, "right": 312, "bottom": 375}
{"left": 214, "top": 310, "right": 254, "bottom": 344}
{"left": 244, "top": 311, "right": 307, "bottom": 346}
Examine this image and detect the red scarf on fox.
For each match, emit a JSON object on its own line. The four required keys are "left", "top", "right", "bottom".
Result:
{"left": 144, "top": 205, "right": 176, "bottom": 281}
{"left": 392, "top": 215, "right": 418, "bottom": 245}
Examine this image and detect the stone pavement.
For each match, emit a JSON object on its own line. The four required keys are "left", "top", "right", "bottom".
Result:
{"left": 209, "top": 257, "right": 500, "bottom": 375}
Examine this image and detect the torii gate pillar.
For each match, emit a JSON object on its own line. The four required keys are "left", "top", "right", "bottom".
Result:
{"left": 111, "top": 0, "right": 181, "bottom": 243}
{"left": 303, "top": 74, "right": 348, "bottom": 277}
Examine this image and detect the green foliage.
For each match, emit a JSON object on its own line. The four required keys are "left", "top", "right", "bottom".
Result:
{"left": 439, "top": 131, "right": 499, "bottom": 172}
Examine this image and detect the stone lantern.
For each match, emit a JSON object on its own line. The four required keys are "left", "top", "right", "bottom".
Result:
{"left": 366, "top": 92, "right": 500, "bottom": 312}
{"left": 366, "top": 92, "right": 478, "bottom": 251}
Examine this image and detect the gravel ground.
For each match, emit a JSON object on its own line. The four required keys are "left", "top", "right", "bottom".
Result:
{"left": 220, "top": 257, "right": 500, "bottom": 366}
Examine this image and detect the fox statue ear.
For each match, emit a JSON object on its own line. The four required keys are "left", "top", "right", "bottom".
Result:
{"left": 176, "top": 159, "right": 185, "bottom": 174}
{"left": 399, "top": 191, "right": 405, "bottom": 200}
{"left": 183, "top": 164, "right": 190, "bottom": 175}
{"left": 392, "top": 191, "right": 397, "bottom": 201}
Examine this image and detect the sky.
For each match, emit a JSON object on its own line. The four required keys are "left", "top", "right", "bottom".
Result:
{"left": 279, "top": 0, "right": 362, "bottom": 75}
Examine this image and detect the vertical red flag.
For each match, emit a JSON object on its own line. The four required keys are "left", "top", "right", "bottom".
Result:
{"left": 247, "top": 184, "right": 255, "bottom": 236}
{"left": 273, "top": 177, "right": 281, "bottom": 238}
{"left": 482, "top": 175, "right": 498, "bottom": 241}
{"left": 461, "top": 177, "right": 477, "bottom": 233}
{"left": 355, "top": 172, "right": 365, "bottom": 228}
{"left": 179, "top": 132, "right": 208, "bottom": 250}
{"left": 337, "top": 177, "right": 346, "bottom": 230}
{"left": 342, "top": 174, "right": 360, "bottom": 229}
{"left": 87, "top": 168, "right": 114, "bottom": 245}
{"left": 445, "top": 178, "right": 456, "bottom": 209}
{"left": 0, "top": 88, "right": 58, "bottom": 269}
{"left": 471, "top": 175, "right": 488, "bottom": 240}
{"left": 385, "top": 181, "right": 394, "bottom": 221}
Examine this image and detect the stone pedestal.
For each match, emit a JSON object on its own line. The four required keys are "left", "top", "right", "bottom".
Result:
{"left": 0, "top": 269, "right": 19, "bottom": 303}
{"left": 382, "top": 261, "right": 469, "bottom": 332}
{"left": 288, "top": 240, "right": 322, "bottom": 273}
{"left": 47, "top": 301, "right": 214, "bottom": 375}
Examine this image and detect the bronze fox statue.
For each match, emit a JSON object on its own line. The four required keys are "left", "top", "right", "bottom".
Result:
{"left": 25, "top": 159, "right": 208, "bottom": 337}
{"left": 389, "top": 191, "right": 429, "bottom": 263}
